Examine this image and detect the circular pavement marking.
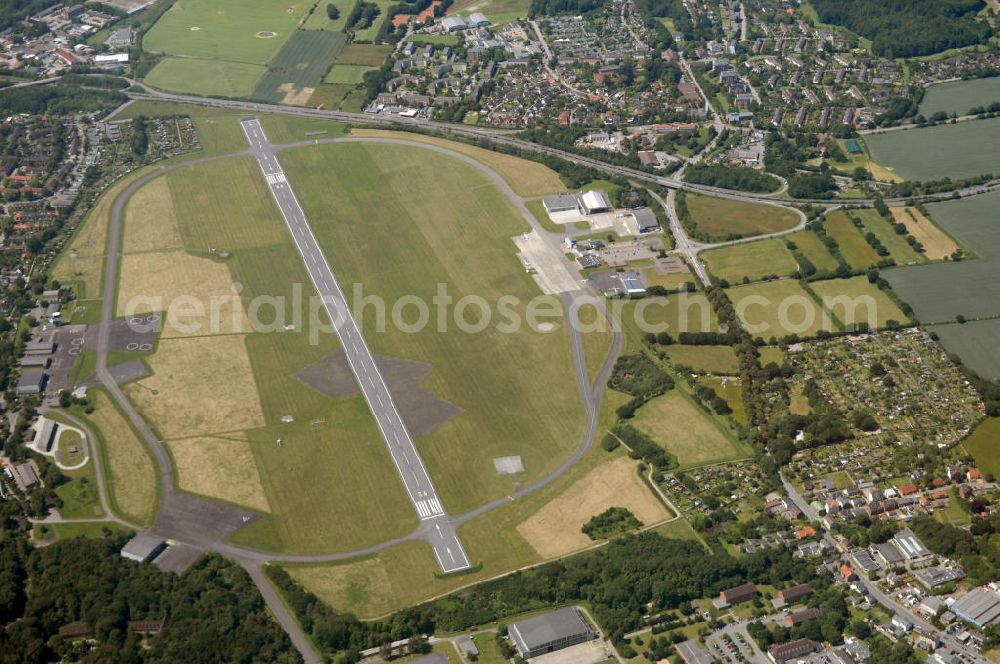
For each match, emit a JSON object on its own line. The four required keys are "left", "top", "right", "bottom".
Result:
{"left": 190, "top": 25, "right": 201, "bottom": 31}
{"left": 130, "top": 317, "right": 144, "bottom": 326}
{"left": 146, "top": 314, "right": 160, "bottom": 323}
{"left": 71, "top": 337, "right": 85, "bottom": 346}
{"left": 126, "top": 342, "right": 139, "bottom": 351}
{"left": 256, "top": 30, "right": 277, "bottom": 38}
{"left": 139, "top": 343, "right": 153, "bottom": 351}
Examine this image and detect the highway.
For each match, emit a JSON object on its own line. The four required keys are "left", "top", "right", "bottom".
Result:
{"left": 239, "top": 118, "right": 471, "bottom": 574}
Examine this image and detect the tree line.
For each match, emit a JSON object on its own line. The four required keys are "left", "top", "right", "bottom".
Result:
{"left": 683, "top": 164, "right": 781, "bottom": 194}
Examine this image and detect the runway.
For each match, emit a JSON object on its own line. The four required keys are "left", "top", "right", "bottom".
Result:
{"left": 240, "top": 117, "right": 470, "bottom": 574}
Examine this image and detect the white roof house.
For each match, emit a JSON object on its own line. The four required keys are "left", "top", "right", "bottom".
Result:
{"left": 579, "top": 190, "right": 611, "bottom": 214}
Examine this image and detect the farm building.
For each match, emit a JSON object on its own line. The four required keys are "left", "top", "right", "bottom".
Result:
{"left": 121, "top": 533, "right": 167, "bottom": 563}
{"left": 508, "top": 607, "right": 595, "bottom": 658}
{"left": 579, "top": 190, "right": 611, "bottom": 214}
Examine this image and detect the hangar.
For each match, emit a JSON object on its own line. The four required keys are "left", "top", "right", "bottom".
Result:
{"left": 508, "top": 607, "right": 594, "bottom": 658}
{"left": 579, "top": 190, "right": 611, "bottom": 215}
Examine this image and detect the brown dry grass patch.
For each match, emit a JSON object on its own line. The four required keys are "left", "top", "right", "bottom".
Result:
{"left": 117, "top": 250, "right": 249, "bottom": 337}
{"left": 125, "top": 334, "right": 264, "bottom": 439}
{"left": 167, "top": 433, "right": 269, "bottom": 511}
{"left": 123, "top": 177, "right": 184, "bottom": 254}
{"left": 349, "top": 128, "right": 567, "bottom": 197}
{"left": 891, "top": 207, "right": 959, "bottom": 260}
{"left": 88, "top": 390, "right": 158, "bottom": 525}
{"left": 516, "top": 455, "right": 668, "bottom": 559}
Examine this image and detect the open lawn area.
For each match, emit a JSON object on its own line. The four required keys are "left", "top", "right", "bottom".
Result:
{"left": 143, "top": 0, "right": 309, "bottom": 64}
{"left": 144, "top": 57, "right": 264, "bottom": 98}
{"left": 325, "top": 64, "right": 374, "bottom": 84}
{"left": 824, "top": 212, "right": 881, "bottom": 270}
{"left": 786, "top": 230, "right": 839, "bottom": 273}
{"left": 448, "top": 0, "right": 531, "bottom": 23}
{"left": 854, "top": 209, "right": 925, "bottom": 266}
{"left": 883, "top": 191, "right": 1000, "bottom": 323}
{"left": 864, "top": 117, "right": 1000, "bottom": 182}
{"left": 702, "top": 238, "right": 798, "bottom": 282}
{"left": 302, "top": 0, "right": 357, "bottom": 30}
{"left": 619, "top": 292, "right": 719, "bottom": 344}
{"left": 810, "top": 277, "right": 910, "bottom": 330}
{"left": 280, "top": 141, "right": 585, "bottom": 514}
{"left": 697, "top": 376, "right": 748, "bottom": 424}
{"left": 684, "top": 194, "right": 799, "bottom": 240}
{"left": 76, "top": 390, "right": 158, "bottom": 526}
{"left": 632, "top": 391, "right": 743, "bottom": 468}
{"left": 890, "top": 207, "right": 959, "bottom": 261}
{"left": 516, "top": 455, "right": 669, "bottom": 558}
{"left": 919, "top": 77, "right": 1000, "bottom": 116}
{"left": 349, "top": 128, "right": 566, "bottom": 197}
{"left": 336, "top": 43, "right": 395, "bottom": 67}
{"left": 726, "top": 280, "right": 829, "bottom": 340}
{"left": 258, "top": 115, "right": 350, "bottom": 143}
{"left": 962, "top": 418, "right": 1000, "bottom": 479}
{"left": 577, "top": 304, "right": 614, "bottom": 384}
{"left": 665, "top": 344, "right": 739, "bottom": 374}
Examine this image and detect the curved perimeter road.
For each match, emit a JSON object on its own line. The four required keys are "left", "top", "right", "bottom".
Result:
{"left": 90, "top": 135, "right": 625, "bottom": 660}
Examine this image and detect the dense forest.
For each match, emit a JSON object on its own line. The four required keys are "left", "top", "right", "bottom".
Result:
{"left": 0, "top": 82, "right": 126, "bottom": 116}
{"left": 683, "top": 164, "right": 781, "bottom": 193}
{"left": 529, "top": 0, "right": 604, "bottom": 17}
{"left": 0, "top": 533, "right": 298, "bottom": 663}
{"left": 810, "top": 0, "right": 992, "bottom": 58}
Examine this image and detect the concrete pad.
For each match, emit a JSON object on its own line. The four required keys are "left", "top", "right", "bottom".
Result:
{"left": 512, "top": 231, "right": 581, "bottom": 294}
{"left": 153, "top": 542, "right": 203, "bottom": 574}
{"left": 294, "top": 350, "right": 463, "bottom": 439}
{"left": 529, "top": 640, "right": 611, "bottom": 664}
{"left": 493, "top": 455, "right": 524, "bottom": 475}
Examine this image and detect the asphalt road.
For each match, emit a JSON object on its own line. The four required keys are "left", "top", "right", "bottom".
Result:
{"left": 239, "top": 118, "right": 471, "bottom": 574}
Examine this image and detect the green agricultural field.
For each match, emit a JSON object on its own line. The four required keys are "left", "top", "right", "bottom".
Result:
{"left": 702, "top": 238, "right": 799, "bottom": 282}
{"left": 810, "top": 277, "right": 910, "bottom": 330}
{"left": 408, "top": 34, "right": 462, "bottom": 46}
{"left": 854, "top": 209, "right": 925, "bottom": 266}
{"left": 726, "top": 280, "right": 830, "bottom": 340}
{"left": 883, "top": 191, "right": 1000, "bottom": 323}
{"left": 280, "top": 141, "right": 585, "bottom": 514}
{"left": 962, "top": 417, "right": 1000, "bottom": 479}
{"left": 919, "top": 77, "right": 1000, "bottom": 117}
{"left": 448, "top": 0, "right": 531, "bottom": 23}
{"left": 824, "top": 212, "right": 881, "bottom": 270}
{"left": 684, "top": 194, "right": 799, "bottom": 240}
{"left": 632, "top": 391, "right": 743, "bottom": 468}
{"left": 665, "top": 345, "right": 739, "bottom": 374}
{"left": 324, "top": 63, "right": 374, "bottom": 84}
{"left": 144, "top": 57, "right": 265, "bottom": 98}
{"left": 143, "top": 0, "right": 309, "bottom": 64}
{"left": 928, "top": 319, "right": 1000, "bottom": 379}
{"left": 335, "top": 43, "right": 395, "bottom": 66}
{"left": 619, "top": 292, "right": 719, "bottom": 344}
{"left": 865, "top": 117, "right": 1000, "bottom": 181}
{"left": 308, "top": 83, "right": 354, "bottom": 109}
{"left": 252, "top": 30, "right": 347, "bottom": 104}
{"left": 785, "top": 230, "right": 839, "bottom": 273}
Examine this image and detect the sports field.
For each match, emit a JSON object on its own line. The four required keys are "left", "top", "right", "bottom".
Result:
{"left": 726, "top": 280, "right": 830, "bottom": 340}
{"left": 962, "top": 417, "right": 1000, "bottom": 479}
{"left": 115, "top": 155, "right": 419, "bottom": 552}
{"left": 516, "top": 456, "right": 668, "bottom": 558}
{"left": 890, "top": 207, "right": 959, "bottom": 261}
{"left": 883, "top": 191, "right": 1000, "bottom": 323}
{"left": 785, "top": 230, "right": 839, "bottom": 273}
{"left": 350, "top": 129, "right": 567, "bottom": 197}
{"left": 143, "top": 0, "right": 308, "bottom": 64}
{"left": 919, "top": 77, "right": 1000, "bottom": 117}
{"left": 632, "top": 391, "right": 743, "bottom": 467}
{"left": 252, "top": 30, "right": 347, "bottom": 104}
{"left": 684, "top": 194, "right": 799, "bottom": 240}
{"left": 665, "top": 344, "right": 739, "bottom": 374}
{"left": 810, "top": 277, "right": 910, "bottom": 329}
{"left": 280, "top": 141, "right": 585, "bottom": 513}
{"left": 854, "top": 209, "right": 925, "bottom": 266}
{"left": 324, "top": 63, "right": 374, "bottom": 84}
{"left": 701, "top": 238, "right": 798, "bottom": 282}
{"left": 144, "top": 57, "right": 265, "bottom": 98}
{"left": 865, "top": 117, "right": 1000, "bottom": 181}
{"left": 929, "top": 319, "right": 1000, "bottom": 379}
{"left": 824, "top": 212, "right": 881, "bottom": 269}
